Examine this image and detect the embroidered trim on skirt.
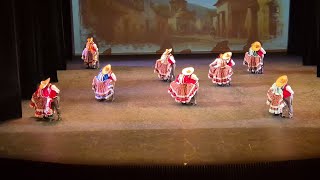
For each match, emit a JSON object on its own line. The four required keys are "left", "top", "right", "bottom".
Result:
{"left": 168, "top": 82, "right": 199, "bottom": 103}
{"left": 208, "top": 66, "right": 233, "bottom": 85}
{"left": 30, "top": 93, "right": 54, "bottom": 117}
{"left": 83, "top": 50, "right": 99, "bottom": 66}
{"left": 266, "top": 89, "right": 286, "bottom": 114}
{"left": 243, "top": 52, "right": 262, "bottom": 73}
{"left": 92, "top": 78, "right": 115, "bottom": 100}
{"left": 154, "top": 60, "right": 173, "bottom": 80}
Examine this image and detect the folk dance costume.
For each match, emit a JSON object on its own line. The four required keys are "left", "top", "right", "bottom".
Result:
{"left": 208, "top": 52, "right": 234, "bottom": 86}
{"left": 243, "top": 41, "right": 266, "bottom": 74}
{"left": 266, "top": 76, "right": 287, "bottom": 115}
{"left": 168, "top": 67, "right": 199, "bottom": 105}
{"left": 82, "top": 37, "right": 99, "bottom": 69}
{"left": 30, "top": 78, "right": 61, "bottom": 121}
{"left": 154, "top": 48, "right": 176, "bottom": 82}
{"left": 92, "top": 64, "right": 117, "bottom": 101}
{"left": 277, "top": 75, "right": 294, "bottom": 118}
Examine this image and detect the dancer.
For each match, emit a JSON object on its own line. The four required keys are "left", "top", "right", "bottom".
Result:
{"left": 243, "top": 41, "right": 266, "bottom": 74}
{"left": 266, "top": 76, "right": 287, "bottom": 116}
{"left": 92, "top": 64, "right": 117, "bottom": 101}
{"left": 168, "top": 67, "right": 199, "bottom": 105}
{"left": 278, "top": 75, "right": 294, "bottom": 118}
{"left": 154, "top": 48, "right": 176, "bottom": 82}
{"left": 30, "top": 78, "right": 61, "bottom": 121}
{"left": 208, "top": 52, "right": 234, "bottom": 86}
{"left": 82, "top": 37, "right": 99, "bottom": 69}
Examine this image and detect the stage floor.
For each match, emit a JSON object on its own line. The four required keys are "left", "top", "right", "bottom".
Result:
{"left": 1, "top": 55, "right": 320, "bottom": 165}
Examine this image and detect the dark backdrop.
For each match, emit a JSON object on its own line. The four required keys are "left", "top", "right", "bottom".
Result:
{"left": 288, "top": 0, "right": 320, "bottom": 67}
{"left": 0, "top": 0, "right": 22, "bottom": 121}
{"left": 0, "top": 0, "right": 72, "bottom": 121}
{"left": 14, "top": 0, "right": 72, "bottom": 99}
{"left": 0, "top": 0, "right": 319, "bottom": 120}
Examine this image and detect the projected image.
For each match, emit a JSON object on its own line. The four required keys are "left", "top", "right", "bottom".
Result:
{"left": 72, "top": 0, "right": 290, "bottom": 55}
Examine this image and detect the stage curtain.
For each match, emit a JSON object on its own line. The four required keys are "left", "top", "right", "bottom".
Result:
{"left": 287, "top": 0, "right": 306, "bottom": 56}
{"left": 315, "top": 0, "right": 320, "bottom": 76}
{"left": 55, "top": 0, "right": 73, "bottom": 68}
{"left": 289, "top": 0, "right": 320, "bottom": 67}
{"left": 0, "top": 0, "right": 22, "bottom": 121}
{"left": 302, "top": 0, "right": 320, "bottom": 66}
{"left": 13, "top": 0, "right": 72, "bottom": 99}
{"left": 0, "top": 0, "right": 72, "bottom": 120}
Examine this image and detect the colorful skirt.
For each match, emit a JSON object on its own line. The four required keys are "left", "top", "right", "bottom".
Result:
{"left": 83, "top": 51, "right": 99, "bottom": 67}
{"left": 208, "top": 66, "right": 233, "bottom": 85}
{"left": 30, "top": 93, "right": 54, "bottom": 118}
{"left": 243, "top": 52, "right": 262, "bottom": 73}
{"left": 266, "top": 89, "right": 286, "bottom": 114}
{"left": 92, "top": 79, "right": 115, "bottom": 100}
{"left": 168, "top": 82, "right": 199, "bottom": 103}
{"left": 154, "top": 60, "right": 173, "bottom": 80}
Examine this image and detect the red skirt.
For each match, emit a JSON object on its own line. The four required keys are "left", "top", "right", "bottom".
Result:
{"left": 266, "top": 89, "right": 286, "bottom": 114}
{"left": 168, "top": 82, "right": 199, "bottom": 103}
{"left": 30, "top": 93, "right": 54, "bottom": 117}
{"left": 83, "top": 51, "right": 98, "bottom": 65}
{"left": 243, "top": 52, "right": 262, "bottom": 72}
{"left": 208, "top": 66, "right": 233, "bottom": 85}
{"left": 154, "top": 60, "right": 172, "bottom": 80}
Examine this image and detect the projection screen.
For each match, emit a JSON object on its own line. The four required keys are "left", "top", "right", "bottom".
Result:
{"left": 72, "top": 0, "right": 290, "bottom": 55}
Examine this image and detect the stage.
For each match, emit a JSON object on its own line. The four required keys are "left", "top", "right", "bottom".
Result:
{"left": 1, "top": 55, "right": 320, "bottom": 165}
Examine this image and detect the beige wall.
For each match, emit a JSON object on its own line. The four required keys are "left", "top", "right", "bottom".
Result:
{"left": 257, "top": 0, "right": 272, "bottom": 39}
{"left": 216, "top": 2, "right": 229, "bottom": 37}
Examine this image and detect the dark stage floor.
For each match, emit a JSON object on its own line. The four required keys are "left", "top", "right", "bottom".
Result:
{"left": 1, "top": 55, "right": 320, "bottom": 166}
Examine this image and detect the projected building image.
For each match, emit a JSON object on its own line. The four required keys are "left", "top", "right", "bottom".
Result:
{"left": 72, "top": 0, "right": 289, "bottom": 55}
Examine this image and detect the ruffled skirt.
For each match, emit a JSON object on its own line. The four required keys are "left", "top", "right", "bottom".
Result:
{"left": 168, "top": 82, "right": 199, "bottom": 103}
{"left": 243, "top": 52, "right": 263, "bottom": 73}
{"left": 83, "top": 50, "right": 99, "bottom": 68}
{"left": 208, "top": 66, "right": 233, "bottom": 85}
{"left": 30, "top": 94, "right": 54, "bottom": 118}
{"left": 93, "top": 79, "right": 115, "bottom": 100}
{"left": 266, "top": 89, "right": 286, "bottom": 114}
{"left": 154, "top": 60, "right": 173, "bottom": 81}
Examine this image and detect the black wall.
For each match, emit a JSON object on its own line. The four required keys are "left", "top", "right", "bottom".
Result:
{"left": 0, "top": 1, "right": 22, "bottom": 121}
{"left": 0, "top": 0, "right": 72, "bottom": 121}
{"left": 287, "top": 0, "right": 304, "bottom": 56}
{"left": 14, "top": 0, "right": 72, "bottom": 99}
{"left": 288, "top": 0, "right": 320, "bottom": 67}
